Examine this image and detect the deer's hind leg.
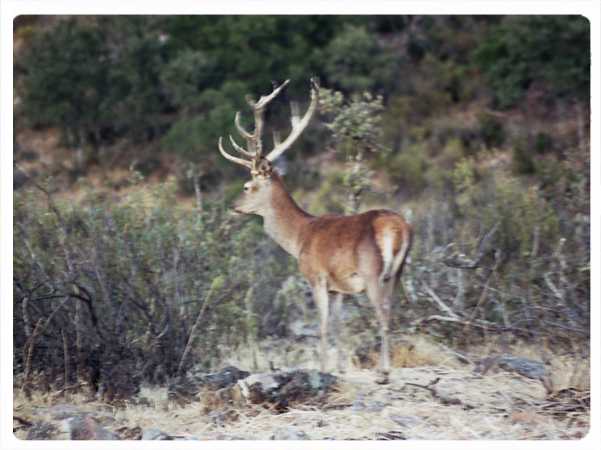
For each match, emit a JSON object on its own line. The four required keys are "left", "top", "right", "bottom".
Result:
{"left": 366, "top": 279, "right": 395, "bottom": 384}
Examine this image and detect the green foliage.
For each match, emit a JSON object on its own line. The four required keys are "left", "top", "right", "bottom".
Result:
{"left": 386, "top": 144, "right": 429, "bottom": 195}
{"left": 476, "top": 113, "right": 505, "bottom": 149}
{"left": 451, "top": 160, "right": 559, "bottom": 257}
{"left": 13, "top": 179, "right": 296, "bottom": 383}
{"left": 13, "top": 15, "right": 591, "bottom": 382}
{"left": 320, "top": 88, "right": 385, "bottom": 156}
{"left": 321, "top": 24, "right": 396, "bottom": 93}
{"left": 20, "top": 20, "right": 109, "bottom": 145}
{"left": 511, "top": 139, "right": 536, "bottom": 175}
{"left": 474, "top": 16, "right": 590, "bottom": 108}
{"left": 533, "top": 132, "right": 554, "bottom": 154}
{"left": 159, "top": 49, "right": 216, "bottom": 110}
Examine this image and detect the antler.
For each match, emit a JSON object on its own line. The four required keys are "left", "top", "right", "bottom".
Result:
{"left": 217, "top": 78, "right": 319, "bottom": 176}
{"left": 265, "top": 78, "right": 319, "bottom": 162}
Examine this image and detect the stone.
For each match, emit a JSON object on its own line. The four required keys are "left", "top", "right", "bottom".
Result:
{"left": 173, "top": 435, "right": 201, "bottom": 440}
{"left": 115, "top": 425, "right": 142, "bottom": 440}
{"left": 194, "top": 366, "right": 251, "bottom": 390}
{"left": 208, "top": 409, "right": 239, "bottom": 426}
{"left": 168, "top": 375, "right": 200, "bottom": 405}
{"left": 25, "top": 421, "right": 57, "bottom": 440}
{"left": 351, "top": 399, "right": 386, "bottom": 412}
{"left": 61, "top": 416, "right": 119, "bottom": 440}
{"left": 375, "top": 430, "right": 407, "bottom": 440}
{"left": 389, "top": 414, "right": 422, "bottom": 427}
{"left": 46, "top": 404, "right": 83, "bottom": 420}
{"left": 141, "top": 428, "right": 172, "bottom": 440}
{"left": 170, "top": 366, "right": 250, "bottom": 405}
{"left": 271, "top": 426, "right": 310, "bottom": 440}
{"left": 238, "top": 369, "right": 337, "bottom": 409}
{"left": 497, "top": 356, "right": 546, "bottom": 380}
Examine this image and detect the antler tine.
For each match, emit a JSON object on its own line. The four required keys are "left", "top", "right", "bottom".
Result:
{"left": 218, "top": 136, "right": 253, "bottom": 169}
{"left": 250, "top": 79, "right": 290, "bottom": 159}
{"left": 229, "top": 135, "right": 255, "bottom": 158}
{"left": 254, "top": 79, "right": 290, "bottom": 110}
{"left": 234, "top": 111, "right": 253, "bottom": 141}
{"left": 265, "top": 77, "right": 319, "bottom": 162}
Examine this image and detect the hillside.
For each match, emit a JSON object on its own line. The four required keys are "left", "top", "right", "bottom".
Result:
{"left": 12, "top": 15, "right": 590, "bottom": 441}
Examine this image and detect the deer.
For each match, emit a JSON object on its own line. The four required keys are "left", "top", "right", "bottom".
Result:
{"left": 217, "top": 78, "right": 412, "bottom": 384}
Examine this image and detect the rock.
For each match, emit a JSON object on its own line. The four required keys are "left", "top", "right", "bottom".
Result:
{"left": 389, "top": 414, "right": 422, "bottom": 427}
{"left": 353, "top": 341, "right": 380, "bottom": 368}
{"left": 271, "top": 426, "right": 310, "bottom": 440}
{"left": 375, "top": 430, "right": 407, "bottom": 440}
{"left": 13, "top": 167, "right": 29, "bottom": 190}
{"left": 25, "top": 421, "right": 57, "bottom": 440}
{"left": 194, "top": 366, "right": 251, "bottom": 390}
{"left": 169, "top": 366, "right": 250, "bottom": 405}
{"left": 61, "top": 416, "right": 119, "bottom": 440}
{"left": 238, "top": 370, "right": 337, "bottom": 409}
{"left": 168, "top": 375, "right": 200, "bottom": 405}
{"left": 214, "top": 433, "right": 248, "bottom": 440}
{"left": 115, "top": 425, "right": 142, "bottom": 440}
{"left": 46, "top": 404, "right": 83, "bottom": 420}
{"left": 497, "top": 356, "right": 546, "bottom": 380}
{"left": 351, "top": 399, "right": 386, "bottom": 412}
{"left": 288, "top": 320, "right": 319, "bottom": 338}
{"left": 141, "top": 428, "right": 172, "bottom": 440}
{"left": 208, "top": 409, "right": 239, "bottom": 426}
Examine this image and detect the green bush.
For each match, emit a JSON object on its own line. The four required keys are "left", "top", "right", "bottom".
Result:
{"left": 477, "top": 113, "right": 505, "bottom": 149}
{"left": 13, "top": 179, "right": 297, "bottom": 389}
{"left": 321, "top": 24, "right": 397, "bottom": 93}
{"left": 386, "top": 144, "right": 429, "bottom": 195}
{"left": 474, "top": 16, "right": 590, "bottom": 108}
{"left": 511, "top": 140, "right": 536, "bottom": 175}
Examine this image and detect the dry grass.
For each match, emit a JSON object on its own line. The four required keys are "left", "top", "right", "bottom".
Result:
{"left": 13, "top": 334, "right": 589, "bottom": 440}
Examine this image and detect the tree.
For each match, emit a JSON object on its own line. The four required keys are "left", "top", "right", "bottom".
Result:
{"left": 474, "top": 16, "right": 590, "bottom": 108}
{"left": 21, "top": 19, "right": 109, "bottom": 147}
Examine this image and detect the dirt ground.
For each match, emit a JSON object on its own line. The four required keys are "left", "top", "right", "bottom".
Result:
{"left": 13, "top": 335, "right": 590, "bottom": 440}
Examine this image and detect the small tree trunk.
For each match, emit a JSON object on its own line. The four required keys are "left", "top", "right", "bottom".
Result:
{"left": 193, "top": 173, "right": 203, "bottom": 212}
{"left": 62, "top": 330, "right": 71, "bottom": 390}
{"left": 244, "top": 287, "right": 259, "bottom": 371}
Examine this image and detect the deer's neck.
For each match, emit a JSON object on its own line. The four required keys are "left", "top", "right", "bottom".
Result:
{"left": 261, "top": 174, "right": 312, "bottom": 258}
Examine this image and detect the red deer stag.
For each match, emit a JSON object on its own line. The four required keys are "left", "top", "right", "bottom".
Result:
{"left": 218, "top": 79, "right": 412, "bottom": 384}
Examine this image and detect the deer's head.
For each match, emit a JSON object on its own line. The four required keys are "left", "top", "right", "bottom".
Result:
{"left": 217, "top": 79, "right": 319, "bottom": 216}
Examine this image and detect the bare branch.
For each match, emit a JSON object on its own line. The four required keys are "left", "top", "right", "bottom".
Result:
{"left": 443, "top": 222, "right": 500, "bottom": 269}
{"left": 422, "top": 283, "right": 459, "bottom": 319}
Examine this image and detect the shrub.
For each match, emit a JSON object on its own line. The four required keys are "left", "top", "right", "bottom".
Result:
{"left": 511, "top": 140, "right": 536, "bottom": 175}
{"left": 477, "top": 112, "right": 505, "bottom": 149}
{"left": 386, "top": 144, "right": 429, "bottom": 195}
{"left": 474, "top": 16, "right": 590, "bottom": 108}
{"left": 13, "top": 178, "right": 297, "bottom": 392}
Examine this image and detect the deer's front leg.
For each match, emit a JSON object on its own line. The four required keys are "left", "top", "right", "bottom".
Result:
{"left": 312, "top": 281, "right": 330, "bottom": 373}
{"left": 332, "top": 293, "right": 346, "bottom": 373}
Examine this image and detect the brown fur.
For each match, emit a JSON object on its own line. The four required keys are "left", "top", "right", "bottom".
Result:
{"left": 298, "top": 210, "right": 410, "bottom": 293}
{"left": 233, "top": 172, "right": 412, "bottom": 383}
{"left": 220, "top": 80, "right": 412, "bottom": 382}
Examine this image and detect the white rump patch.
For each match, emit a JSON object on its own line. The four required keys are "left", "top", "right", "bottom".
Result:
{"left": 379, "top": 231, "right": 394, "bottom": 283}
